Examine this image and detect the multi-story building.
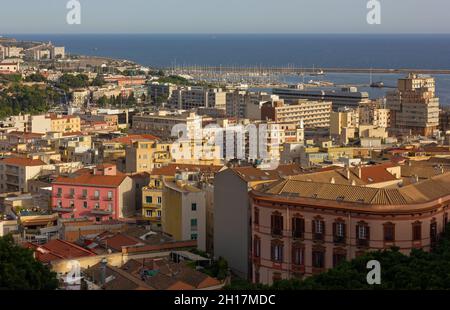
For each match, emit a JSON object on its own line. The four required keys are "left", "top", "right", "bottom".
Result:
{"left": 162, "top": 171, "right": 207, "bottom": 251}
{"left": 330, "top": 107, "right": 360, "bottom": 138}
{"left": 148, "top": 82, "right": 176, "bottom": 104}
{"left": 273, "top": 87, "right": 370, "bottom": 111}
{"left": 125, "top": 138, "right": 171, "bottom": 173}
{"left": 225, "top": 90, "right": 279, "bottom": 120}
{"left": 261, "top": 99, "right": 332, "bottom": 129}
{"left": 142, "top": 164, "right": 222, "bottom": 232}
{"left": 0, "top": 157, "right": 51, "bottom": 193}
{"left": 51, "top": 164, "right": 135, "bottom": 222}
{"left": 47, "top": 115, "right": 81, "bottom": 133}
{"left": 0, "top": 62, "right": 20, "bottom": 73}
{"left": 387, "top": 74, "right": 440, "bottom": 136}
{"left": 250, "top": 172, "right": 450, "bottom": 284}
{"left": 213, "top": 164, "right": 304, "bottom": 279}
{"left": 168, "top": 87, "right": 226, "bottom": 110}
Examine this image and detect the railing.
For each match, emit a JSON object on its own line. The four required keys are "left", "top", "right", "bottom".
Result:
{"left": 91, "top": 196, "right": 100, "bottom": 201}
{"left": 53, "top": 206, "right": 74, "bottom": 213}
{"left": 91, "top": 209, "right": 112, "bottom": 215}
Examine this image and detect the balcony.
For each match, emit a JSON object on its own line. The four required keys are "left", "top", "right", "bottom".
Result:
{"left": 271, "top": 228, "right": 283, "bottom": 238}
{"left": 103, "top": 197, "right": 113, "bottom": 202}
{"left": 91, "top": 209, "right": 112, "bottom": 215}
{"left": 78, "top": 195, "right": 88, "bottom": 200}
{"left": 91, "top": 196, "right": 100, "bottom": 201}
{"left": 53, "top": 206, "right": 75, "bottom": 213}
{"left": 313, "top": 233, "right": 325, "bottom": 242}
{"left": 357, "top": 238, "right": 369, "bottom": 248}
{"left": 333, "top": 235, "right": 346, "bottom": 245}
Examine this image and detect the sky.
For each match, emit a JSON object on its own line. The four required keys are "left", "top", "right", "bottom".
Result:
{"left": 1, "top": 0, "right": 450, "bottom": 34}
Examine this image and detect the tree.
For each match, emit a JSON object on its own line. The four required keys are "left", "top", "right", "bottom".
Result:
{"left": 91, "top": 74, "right": 106, "bottom": 87}
{"left": 0, "top": 235, "right": 59, "bottom": 290}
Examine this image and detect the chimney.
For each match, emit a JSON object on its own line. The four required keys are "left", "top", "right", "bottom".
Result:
{"left": 100, "top": 258, "right": 107, "bottom": 285}
{"left": 330, "top": 177, "right": 335, "bottom": 184}
{"left": 344, "top": 166, "right": 350, "bottom": 180}
{"left": 357, "top": 165, "right": 362, "bottom": 179}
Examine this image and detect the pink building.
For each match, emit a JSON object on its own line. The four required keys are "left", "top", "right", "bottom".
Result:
{"left": 51, "top": 164, "right": 135, "bottom": 222}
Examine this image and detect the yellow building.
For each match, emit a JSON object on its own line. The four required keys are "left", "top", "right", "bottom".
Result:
{"left": 48, "top": 115, "right": 81, "bottom": 133}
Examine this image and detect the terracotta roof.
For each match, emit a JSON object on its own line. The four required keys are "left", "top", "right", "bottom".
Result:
{"left": 151, "top": 164, "right": 223, "bottom": 176}
{"left": 111, "top": 134, "right": 160, "bottom": 145}
{"left": 8, "top": 131, "right": 44, "bottom": 138}
{"left": 256, "top": 171, "right": 450, "bottom": 207}
{"left": 290, "top": 164, "right": 398, "bottom": 186}
{"left": 0, "top": 157, "right": 47, "bottom": 167}
{"left": 24, "top": 239, "right": 96, "bottom": 263}
{"left": 95, "top": 232, "right": 143, "bottom": 252}
{"left": 53, "top": 169, "right": 127, "bottom": 187}
{"left": 232, "top": 164, "right": 307, "bottom": 183}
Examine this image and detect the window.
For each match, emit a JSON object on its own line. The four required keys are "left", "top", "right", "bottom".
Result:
{"left": 333, "top": 251, "right": 346, "bottom": 267}
{"left": 70, "top": 201, "right": 74, "bottom": 208}
{"left": 146, "top": 210, "right": 152, "bottom": 217}
{"left": 253, "top": 236, "right": 261, "bottom": 258}
{"left": 157, "top": 210, "right": 161, "bottom": 217}
{"left": 271, "top": 212, "right": 283, "bottom": 236}
{"left": 430, "top": 221, "right": 438, "bottom": 244}
{"left": 82, "top": 189, "right": 87, "bottom": 198}
{"left": 356, "top": 223, "right": 370, "bottom": 247}
{"left": 57, "top": 200, "right": 62, "bottom": 207}
{"left": 292, "top": 217, "right": 305, "bottom": 239}
{"left": 146, "top": 196, "right": 153, "bottom": 204}
{"left": 157, "top": 196, "right": 162, "bottom": 204}
{"left": 272, "top": 272, "right": 282, "bottom": 283}
{"left": 412, "top": 222, "right": 422, "bottom": 241}
{"left": 313, "top": 218, "right": 325, "bottom": 241}
{"left": 312, "top": 250, "right": 325, "bottom": 269}
{"left": 107, "top": 191, "right": 113, "bottom": 200}
{"left": 191, "top": 219, "right": 198, "bottom": 230}
{"left": 271, "top": 241, "right": 283, "bottom": 263}
{"left": 383, "top": 223, "right": 395, "bottom": 242}
{"left": 95, "top": 203, "right": 99, "bottom": 209}
{"left": 191, "top": 203, "right": 197, "bottom": 211}
{"left": 107, "top": 203, "right": 112, "bottom": 212}
{"left": 57, "top": 188, "right": 62, "bottom": 197}
{"left": 333, "top": 221, "right": 346, "bottom": 244}
{"left": 254, "top": 208, "right": 259, "bottom": 225}
{"left": 292, "top": 244, "right": 304, "bottom": 266}
{"left": 69, "top": 188, "right": 75, "bottom": 197}
{"left": 94, "top": 190, "right": 100, "bottom": 199}
{"left": 83, "top": 201, "right": 88, "bottom": 209}
{"left": 191, "top": 233, "right": 198, "bottom": 240}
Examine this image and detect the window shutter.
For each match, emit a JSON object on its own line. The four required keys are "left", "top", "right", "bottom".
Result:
{"left": 333, "top": 222, "right": 336, "bottom": 237}
{"left": 356, "top": 225, "right": 359, "bottom": 239}
{"left": 322, "top": 221, "right": 325, "bottom": 235}
{"left": 367, "top": 226, "right": 371, "bottom": 241}
{"left": 300, "top": 218, "right": 305, "bottom": 234}
{"left": 343, "top": 223, "right": 347, "bottom": 238}
{"left": 312, "top": 220, "right": 316, "bottom": 234}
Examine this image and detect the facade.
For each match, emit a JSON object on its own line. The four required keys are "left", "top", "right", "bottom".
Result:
{"left": 273, "top": 87, "right": 370, "bottom": 110}
{"left": 51, "top": 164, "right": 135, "bottom": 222}
{"left": 48, "top": 115, "right": 81, "bottom": 133}
{"left": 0, "top": 157, "right": 50, "bottom": 193}
{"left": 387, "top": 74, "right": 440, "bottom": 136}
{"left": 261, "top": 99, "right": 332, "bottom": 129}
{"left": 168, "top": 87, "right": 226, "bottom": 110}
{"left": 250, "top": 172, "right": 450, "bottom": 285}
{"left": 162, "top": 172, "right": 207, "bottom": 251}
{"left": 0, "top": 62, "right": 20, "bottom": 73}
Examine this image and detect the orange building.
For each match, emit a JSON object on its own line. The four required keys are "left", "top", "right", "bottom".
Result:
{"left": 250, "top": 172, "right": 450, "bottom": 285}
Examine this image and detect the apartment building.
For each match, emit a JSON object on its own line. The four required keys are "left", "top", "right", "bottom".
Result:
{"left": 261, "top": 99, "right": 332, "bottom": 129}
{"left": 0, "top": 62, "right": 20, "bottom": 73}
{"left": 125, "top": 138, "right": 171, "bottom": 173}
{"left": 273, "top": 87, "right": 370, "bottom": 110}
{"left": 213, "top": 164, "right": 304, "bottom": 279}
{"left": 387, "top": 74, "right": 440, "bottom": 136}
{"left": 162, "top": 171, "right": 207, "bottom": 251}
{"left": 250, "top": 171, "right": 450, "bottom": 285}
{"left": 0, "top": 157, "right": 51, "bottom": 193}
{"left": 47, "top": 115, "right": 81, "bottom": 133}
{"left": 51, "top": 164, "right": 135, "bottom": 222}
{"left": 225, "top": 90, "right": 279, "bottom": 120}
{"left": 168, "top": 87, "right": 226, "bottom": 110}
{"left": 148, "top": 82, "right": 177, "bottom": 104}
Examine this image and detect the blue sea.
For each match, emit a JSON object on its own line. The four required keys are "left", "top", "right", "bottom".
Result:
{"left": 7, "top": 34, "right": 450, "bottom": 104}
